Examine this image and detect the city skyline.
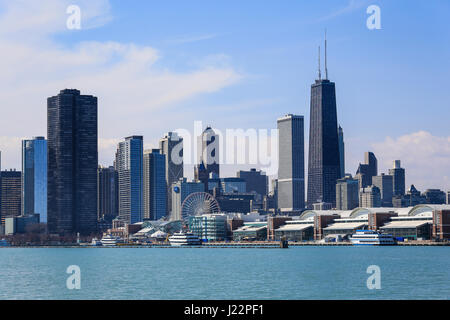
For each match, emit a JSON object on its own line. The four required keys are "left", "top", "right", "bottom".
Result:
{"left": 0, "top": 0, "right": 449, "bottom": 192}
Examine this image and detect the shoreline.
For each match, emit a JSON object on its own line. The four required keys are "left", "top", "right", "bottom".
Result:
{"left": 1, "top": 241, "right": 449, "bottom": 248}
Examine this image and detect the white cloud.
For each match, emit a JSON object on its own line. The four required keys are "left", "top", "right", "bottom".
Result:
{"left": 0, "top": 0, "right": 242, "bottom": 169}
{"left": 372, "top": 131, "right": 450, "bottom": 192}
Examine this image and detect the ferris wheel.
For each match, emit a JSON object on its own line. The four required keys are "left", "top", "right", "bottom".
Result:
{"left": 181, "top": 192, "right": 221, "bottom": 219}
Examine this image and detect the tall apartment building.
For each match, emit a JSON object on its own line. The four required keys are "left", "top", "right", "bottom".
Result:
{"left": 372, "top": 174, "right": 394, "bottom": 207}
{"left": 116, "top": 136, "right": 143, "bottom": 224}
{"left": 336, "top": 175, "right": 359, "bottom": 210}
{"left": 359, "top": 186, "right": 381, "bottom": 208}
{"left": 355, "top": 152, "right": 378, "bottom": 189}
{"left": 47, "top": 89, "right": 98, "bottom": 235}
{"left": 0, "top": 170, "right": 22, "bottom": 225}
{"left": 97, "top": 166, "right": 118, "bottom": 222}
{"left": 389, "top": 160, "right": 405, "bottom": 196}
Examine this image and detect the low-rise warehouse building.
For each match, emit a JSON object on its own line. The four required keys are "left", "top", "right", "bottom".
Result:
{"left": 232, "top": 223, "right": 267, "bottom": 241}
{"left": 274, "top": 222, "right": 314, "bottom": 241}
{"left": 380, "top": 220, "right": 432, "bottom": 240}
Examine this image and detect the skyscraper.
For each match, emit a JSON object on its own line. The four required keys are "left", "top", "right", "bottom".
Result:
{"left": 159, "top": 132, "right": 183, "bottom": 218}
{"left": 143, "top": 149, "right": 167, "bottom": 221}
{"left": 116, "top": 136, "right": 143, "bottom": 224}
{"left": 0, "top": 170, "right": 21, "bottom": 225}
{"left": 336, "top": 175, "right": 359, "bottom": 210}
{"left": 237, "top": 168, "right": 268, "bottom": 199}
{"left": 97, "top": 166, "right": 118, "bottom": 222}
{"left": 372, "top": 174, "right": 394, "bottom": 207}
{"left": 22, "top": 137, "right": 47, "bottom": 222}
{"left": 389, "top": 160, "right": 405, "bottom": 196}
{"left": 338, "top": 125, "right": 345, "bottom": 178}
{"left": 277, "top": 114, "right": 305, "bottom": 212}
{"left": 307, "top": 39, "right": 341, "bottom": 207}
{"left": 47, "top": 89, "right": 98, "bottom": 235}
{"left": 355, "top": 152, "right": 378, "bottom": 189}
{"left": 197, "top": 126, "right": 220, "bottom": 178}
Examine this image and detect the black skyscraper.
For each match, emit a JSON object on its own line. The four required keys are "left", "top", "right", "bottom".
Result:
{"left": 47, "top": 89, "right": 98, "bottom": 235}
{"left": 307, "top": 39, "right": 341, "bottom": 208}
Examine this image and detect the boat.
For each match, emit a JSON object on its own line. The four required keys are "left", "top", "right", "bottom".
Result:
{"left": 90, "top": 238, "right": 102, "bottom": 246}
{"left": 350, "top": 230, "right": 396, "bottom": 246}
{"left": 169, "top": 231, "right": 201, "bottom": 246}
{"left": 100, "top": 234, "right": 123, "bottom": 247}
{"left": 0, "top": 239, "right": 11, "bottom": 247}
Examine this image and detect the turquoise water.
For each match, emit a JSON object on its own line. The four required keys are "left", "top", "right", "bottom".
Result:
{"left": 0, "top": 247, "right": 449, "bottom": 300}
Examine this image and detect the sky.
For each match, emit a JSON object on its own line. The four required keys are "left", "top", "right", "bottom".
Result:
{"left": 0, "top": 0, "right": 449, "bottom": 191}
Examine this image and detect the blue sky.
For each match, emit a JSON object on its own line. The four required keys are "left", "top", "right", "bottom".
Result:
{"left": 0, "top": 0, "right": 449, "bottom": 190}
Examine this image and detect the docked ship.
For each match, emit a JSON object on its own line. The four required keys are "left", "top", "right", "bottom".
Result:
{"left": 100, "top": 234, "right": 123, "bottom": 247}
{"left": 90, "top": 238, "right": 102, "bottom": 246}
{"left": 0, "top": 239, "right": 10, "bottom": 247}
{"left": 169, "top": 231, "right": 201, "bottom": 247}
{"left": 350, "top": 230, "right": 396, "bottom": 246}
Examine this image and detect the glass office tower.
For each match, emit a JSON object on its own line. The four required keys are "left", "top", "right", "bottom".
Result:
{"left": 143, "top": 149, "right": 167, "bottom": 221}
{"left": 22, "top": 137, "right": 47, "bottom": 222}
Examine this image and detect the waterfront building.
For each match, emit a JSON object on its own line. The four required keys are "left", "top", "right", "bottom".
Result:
{"left": 0, "top": 170, "right": 22, "bottom": 225}
{"left": 143, "top": 149, "right": 167, "bottom": 221}
{"left": 277, "top": 114, "right": 305, "bottom": 212}
{"left": 389, "top": 160, "right": 405, "bottom": 196}
{"left": 116, "top": 136, "right": 144, "bottom": 224}
{"left": 432, "top": 209, "right": 450, "bottom": 240}
{"left": 97, "top": 166, "right": 118, "bottom": 222}
{"left": 447, "top": 191, "right": 450, "bottom": 205}
{"left": 188, "top": 213, "right": 228, "bottom": 242}
{"left": 359, "top": 186, "right": 381, "bottom": 208}
{"left": 47, "top": 89, "right": 98, "bottom": 235}
{"left": 274, "top": 221, "right": 314, "bottom": 241}
{"left": 423, "top": 189, "right": 446, "bottom": 205}
{"left": 171, "top": 178, "right": 205, "bottom": 221}
{"left": 237, "top": 168, "right": 268, "bottom": 199}
{"left": 355, "top": 152, "right": 378, "bottom": 189}
{"left": 197, "top": 126, "right": 220, "bottom": 178}
{"left": 159, "top": 132, "right": 183, "bottom": 219}
{"left": 372, "top": 174, "right": 394, "bottom": 207}
{"left": 336, "top": 175, "right": 359, "bottom": 210}
{"left": 21, "top": 137, "right": 47, "bottom": 222}
{"left": 338, "top": 125, "right": 345, "bottom": 179}
{"left": 232, "top": 223, "right": 267, "bottom": 241}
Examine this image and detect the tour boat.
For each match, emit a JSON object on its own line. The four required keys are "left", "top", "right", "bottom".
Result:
{"left": 100, "top": 234, "right": 123, "bottom": 247}
{"left": 0, "top": 239, "right": 10, "bottom": 247}
{"left": 169, "top": 231, "right": 201, "bottom": 246}
{"left": 90, "top": 238, "right": 102, "bottom": 246}
{"left": 350, "top": 230, "right": 396, "bottom": 246}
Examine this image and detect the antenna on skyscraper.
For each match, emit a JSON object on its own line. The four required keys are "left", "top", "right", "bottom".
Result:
{"left": 318, "top": 45, "right": 321, "bottom": 80}
{"left": 325, "top": 29, "right": 328, "bottom": 80}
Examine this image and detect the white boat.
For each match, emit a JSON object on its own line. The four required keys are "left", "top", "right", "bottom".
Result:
{"left": 90, "top": 238, "right": 102, "bottom": 246}
{"left": 100, "top": 234, "right": 123, "bottom": 247}
{"left": 169, "top": 231, "right": 201, "bottom": 246}
{"left": 0, "top": 239, "right": 10, "bottom": 247}
{"left": 350, "top": 230, "right": 396, "bottom": 246}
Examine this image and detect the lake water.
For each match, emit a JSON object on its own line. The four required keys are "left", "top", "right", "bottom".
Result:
{"left": 0, "top": 246, "right": 449, "bottom": 300}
